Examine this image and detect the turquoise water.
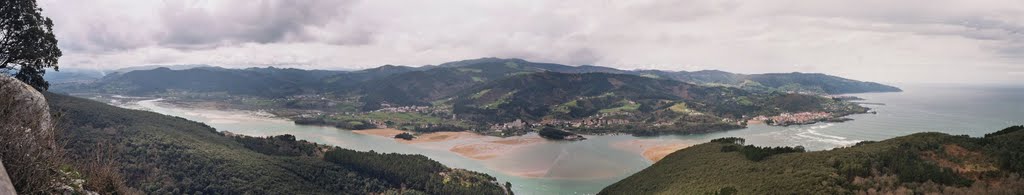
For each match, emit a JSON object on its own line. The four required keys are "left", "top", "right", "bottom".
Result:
{"left": 114, "top": 84, "right": 1023, "bottom": 195}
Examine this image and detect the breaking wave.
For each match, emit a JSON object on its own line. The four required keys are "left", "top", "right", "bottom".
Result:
{"left": 795, "top": 124, "right": 861, "bottom": 146}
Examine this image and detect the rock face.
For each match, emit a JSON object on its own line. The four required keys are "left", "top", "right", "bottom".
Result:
{"left": 1, "top": 76, "right": 51, "bottom": 129}
{"left": 0, "top": 76, "right": 56, "bottom": 193}
{"left": 0, "top": 159, "right": 13, "bottom": 194}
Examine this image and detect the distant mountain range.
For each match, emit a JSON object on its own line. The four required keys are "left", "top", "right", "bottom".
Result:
{"left": 53, "top": 57, "right": 900, "bottom": 97}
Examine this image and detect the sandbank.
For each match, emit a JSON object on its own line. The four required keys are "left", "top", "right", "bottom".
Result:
{"left": 612, "top": 139, "right": 692, "bottom": 162}
{"left": 352, "top": 128, "right": 405, "bottom": 137}
{"left": 352, "top": 128, "right": 543, "bottom": 157}
{"left": 448, "top": 136, "right": 545, "bottom": 160}
{"left": 642, "top": 143, "right": 691, "bottom": 162}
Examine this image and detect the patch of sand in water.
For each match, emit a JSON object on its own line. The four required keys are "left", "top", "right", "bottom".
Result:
{"left": 449, "top": 136, "right": 545, "bottom": 160}
{"left": 352, "top": 128, "right": 405, "bottom": 137}
{"left": 612, "top": 139, "right": 693, "bottom": 162}
{"left": 412, "top": 131, "right": 481, "bottom": 143}
{"left": 352, "top": 129, "right": 483, "bottom": 144}
{"left": 355, "top": 128, "right": 547, "bottom": 161}
{"left": 642, "top": 143, "right": 691, "bottom": 162}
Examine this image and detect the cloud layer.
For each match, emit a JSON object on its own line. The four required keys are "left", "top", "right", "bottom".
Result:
{"left": 39, "top": 0, "right": 1024, "bottom": 84}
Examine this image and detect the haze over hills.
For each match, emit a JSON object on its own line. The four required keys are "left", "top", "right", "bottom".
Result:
{"left": 54, "top": 58, "right": 901, "bottom": 98}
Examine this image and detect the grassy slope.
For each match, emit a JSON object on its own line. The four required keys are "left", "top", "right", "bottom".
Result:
{"left": 47, "top": 93, "right": 506, "bottom": 194}
{"left": 601, "top": 126, "right": 1024, "bottom": 194}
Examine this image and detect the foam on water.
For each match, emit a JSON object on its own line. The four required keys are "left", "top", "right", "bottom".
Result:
{"left": 795, "top": 124, "right": 861, "bottom": 146}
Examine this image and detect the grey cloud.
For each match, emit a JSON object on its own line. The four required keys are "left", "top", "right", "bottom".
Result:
{"left": 37, "top": 0, "right": 1024, "bottom": 84}
{"left": 157, "top": 0, "right": 364, "bottom": 49}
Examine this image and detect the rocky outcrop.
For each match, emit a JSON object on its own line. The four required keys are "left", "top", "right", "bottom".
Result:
{"left": 0, "top": 159, "right": 13, "bottom": 194}
{"left": 0, "top": 76, "right": 58, "bottom": 194}
{"left": 0, "top": 76, "right": 51, "bottom": 131}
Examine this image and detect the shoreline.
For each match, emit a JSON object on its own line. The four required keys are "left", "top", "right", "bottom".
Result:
{"left": 746, "top": 109, "right": 870, "bottom": 127}
{"left": 150, "top": 97, "right": 700, "bottom": 164}
{"left": 134, "top": 98, "right": 805, "bottom": 168}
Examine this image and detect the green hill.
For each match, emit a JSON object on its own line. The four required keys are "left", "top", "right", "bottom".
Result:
{"left": 451, "top": 72, "right": 866, "bottom": 135}
{"left": 353, "top": 58, "right": 591, "bottom": 110}
{"left": 55, "top": 58, "right": 900, "bottom": 107}
{"left": 600, "top": 126, "right": 1024, "bottom": 194}
{"left": 50, "top": 58, "right": 888, "bottom": 136}
{"left": 46, "top": 93, "right": 509, "bottom": 194}
{"left": 65, "top": 67, "right": 343, "bottom": 97}
{"left": 639, "top": 70, "right": 902, "bottom": 94}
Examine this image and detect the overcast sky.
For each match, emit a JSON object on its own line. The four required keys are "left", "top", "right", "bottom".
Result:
{"left": 38, "top": 0, "right": 1024, "bottom": 84}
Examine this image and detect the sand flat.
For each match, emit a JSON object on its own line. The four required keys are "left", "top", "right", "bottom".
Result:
{"left": 354, "top": 128, "right": 546, "bottom": 161}
{"left": 612, "top": 139, "right": 693, "bottom": 162}
{"left": 642, "top": 143, "right": 691, "bottom": 162}
{"left": 409, "top": 131, "right": 481, "bottom": 143}
{"left": 352, "top": 128, "right": 406, "bottom": 137}
{"left": 448, "top": 136, "right": 545, "bottom": 160}
{"left": 353, "top": 129, "right": 483, "bottom": 144}
{"left": 450, "top": 144, "right": 501, "bottom": 160}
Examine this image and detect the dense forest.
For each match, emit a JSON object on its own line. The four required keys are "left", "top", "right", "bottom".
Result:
{"left": 601, "top": 126, "right": 1024, "bottom": 194}
{"left": 46, "top": 93, "right": 509, "bottom": 194}
{"left": 450, "top": 72, "right": 867, "bottom": 135}
{"left": 714, "top": 137, "right": 807, "bottom": 161}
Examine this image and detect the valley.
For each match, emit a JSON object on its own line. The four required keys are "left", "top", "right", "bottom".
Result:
{"left": 68, "top": 83, "right": 1023, "bottom": 194}
{"left": 4, "top": 1, "right": 1022, "bottom": 194}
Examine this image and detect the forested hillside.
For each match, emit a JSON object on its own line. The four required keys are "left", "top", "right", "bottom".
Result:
{"left": 635, "top": 69, "right": 902, "bottom": 94}
{"left": 50, "top": 58, "right": 888, "bottom": 136}
{"left": 601, "top": 126, "right": 1024, "bottom": 194}
{"left": 47, "top": 93, "right": 509, "bottom": 194}
{"left": 451, "top": 72, "right": 866, "bottom": 135}
{"left": 62, "top": 67, "right": 343, "bottom": 97}
{"left": 55, "top": 58, "right": 900, "bottom": 102}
